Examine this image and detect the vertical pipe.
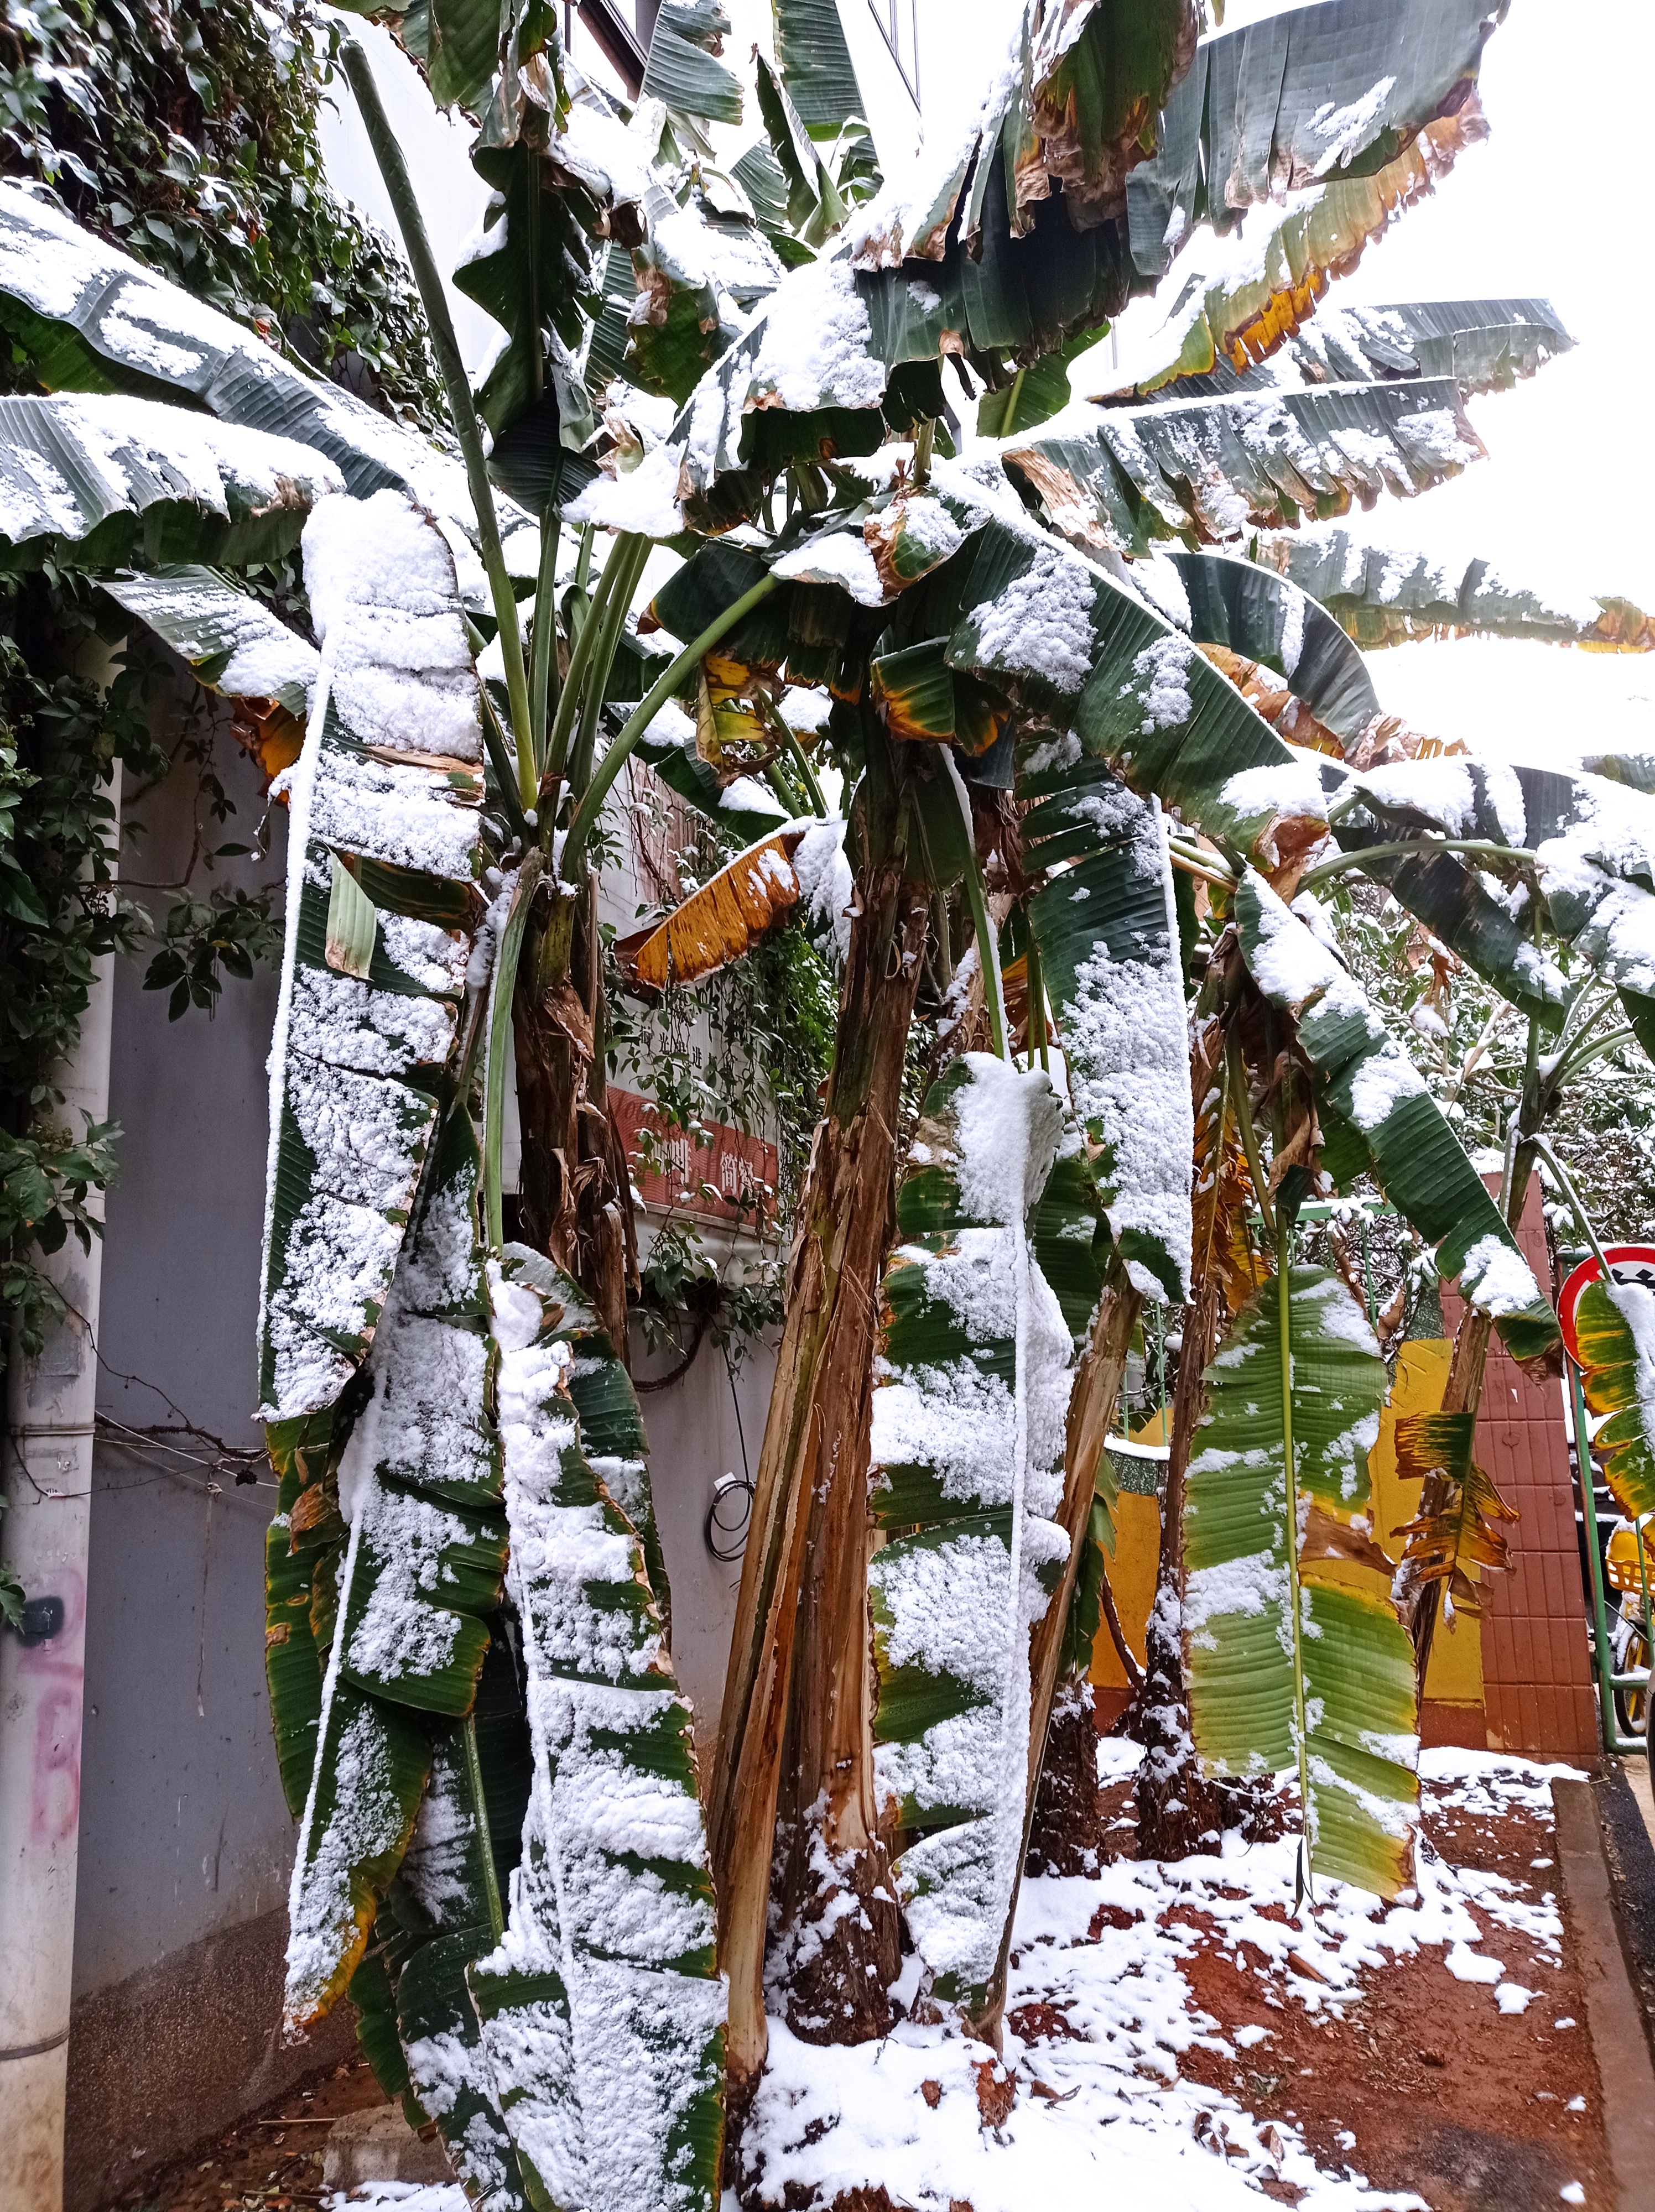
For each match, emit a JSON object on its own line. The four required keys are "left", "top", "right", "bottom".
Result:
{"left": 0, "top": 764, "right": 119, "bottom": 2212}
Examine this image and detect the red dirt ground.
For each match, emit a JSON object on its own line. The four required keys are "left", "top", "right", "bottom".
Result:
{"left": 112, "top": 1776, "right": 1615, "bottom": 2212}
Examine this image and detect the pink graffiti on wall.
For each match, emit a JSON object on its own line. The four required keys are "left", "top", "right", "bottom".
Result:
{"left": 21, "top": 1564, "right": 85, "bottom": 1845}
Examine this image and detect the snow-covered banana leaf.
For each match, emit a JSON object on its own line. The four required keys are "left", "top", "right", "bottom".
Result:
{"left": 1184, "top": 1264, "right": 1418, "bottom": 1896}
{"left": 1258, "top": 529, "right": 1655, "bottom": 653}
{"left": 1234, "top": 869, "right": 1560, "bottom": 1363}
{"left": 867, "top": 1055, "right": 1081, "bottom": 2015}
{"left": 1125, "top": 0, "right": 1503, "bottom": 279}
{"left": 1105, "top": 295, "right": 1569, "bottom": 409}
{"left": 1018, "top": 759, "right": 1192, "bottom": 1303}
{"left": 1574, "top": 1276, "right": 1655, "bottom": 1521}
{"left": 0, "top": 182, "right": 524, "bottom": 538}
{"left": 100, "top": 565, "right": 319, "bottom": 718}
{"left": 1097, "top": 101, "right": 1491, "bottom": 401}
{"left": 0, "top": 392, "right": 343, "bottom": 573}
{"left": 944, "top": 511, "right": 1326, "bottom": 860}
{"left": 471, "top": 1251, "right": 725, "bottom": 2212}
{"left": 1327, "top": 756, "right": 1655, "bottom": 1060}
{"left": 1003, "top": 376, "right": 1482, "bottom": 556}
{"left": 1167, "top": 549, "right": 1380, "bottom": 744}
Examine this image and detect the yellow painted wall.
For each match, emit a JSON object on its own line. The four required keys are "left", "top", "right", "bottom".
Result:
{"left": 1085, "top": 1342, "right": 1485, "bottom": 1717}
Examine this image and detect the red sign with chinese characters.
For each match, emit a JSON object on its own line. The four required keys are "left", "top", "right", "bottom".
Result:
{"left": 608, "top": 1087, "right": 778, "bottom": 1227}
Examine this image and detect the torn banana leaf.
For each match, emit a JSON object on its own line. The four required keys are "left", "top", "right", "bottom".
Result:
{"left": 1003, "top": 377, "right": 1482, "bottom": 556}
{"left": 1574, "top": 1277, "right": 1655, "bottom": 1521}
{"left": 1184, "top": 1264, "right": 1418, "bottom": 1897}
{"left": 337, "top": 1620, "right": 534, "bottom": 2205}
{"left": 0, "top": 392, "right": 342, "bottom": 573}
{"left": 1391, "top": 1412, "right": 1518, "bottom": 1619}
{"left": 1097, "top": 101, "right": 1490, "bottom": 400}
{"left": 1019, "top": 759, "right": 1193, "bottom": 1302}
{"left": 257, "top": 490, "right": 486, "bottom": 1426}
{"left": 1126, "top": 0, "right": 1503, "bottom": 280}
{"left": 1328, "top": 756, "right": 1655, "bottom": 1058}
{"left": 471, "top": 1254, "right": 724, "bottom": 2212}
{"left": 633, "top": 700, "right": 792, "bottom": 841}
{"left": 1167, "top": 549, "right": 1379, "bottom": 744}
{"left": 635, "top": 0, "right": 1498, "bottom": 530}
{"left": 614, "top": 825, "right": 807, "bottom": 990}
{"left": 1257, "top": 529, "right": 1655, "bottom": 653}
{"left": 1104, "top": 292, "right": 1569, "bottom": 409}
{"left": 868, "top": 1056, "right": 1081, "bottom": 2016}
{"left": 0, "top": 181, "right": 527, "bottom": 538}
{"left": 1235, "top": 869, "right": 1561, "bottom": 1364}
{"left": 101, "top": 565, "right": 319, "bottom": 774}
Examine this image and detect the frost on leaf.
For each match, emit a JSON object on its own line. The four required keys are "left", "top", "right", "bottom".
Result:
{"left": 468, "top": 1258, "right": 724, "bottom": 2212}
{"left": 868, "top": 1055, "right": 1082, "bottom": 2009}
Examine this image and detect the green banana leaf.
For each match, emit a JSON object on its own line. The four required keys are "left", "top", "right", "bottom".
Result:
{"left": 0, "top": 182, "right": 527, "bottom": 538}
{"left": 1002, "top": 376, "right": 1482, "bottom": 556}
{"left": 1234, "top": 868, "right": 1560, "bottom": 1363}
{"left": 868, "top": 1055, "right": 1085, "bottom": 2014}
{"left": 1020, "top": 761, "right": 1193, "bottom": 1303}
{"left": 1104, "top": 296, "right": 1569, "bottom": 408}
{"left": 0, "top": 393, "right": 342, "bottom": 574}
{"left": 1097, "top": 100, "right": 1495, "bottom": 401}
{"left": 1167, "top": 549, "right": 1379, "bottom": 743}
{"left": 642, "top": 0, "right": 743, "bottom": 123}
{"left": 257, "top": 491, "right": 486, "bottom": 1426}
{"left": 100, "top": 564, "right": 318, "bottom": 723}
{"left": 1184, "top": 1263, "right": 1418, "bottom": 1897}
{"left": 1575, "top": 1277, "right": 1655, "bottom": 1520}
{"left": 1257, "top": 529, "right": 1655, "bottom": 653}
{"left": 1125, "top": 0, "right": 1503, "bottom": 280}
{"left": 771, "top": 0, "right": 879, "bottom": 202}
{"left": 1326, "top": 756, "right": 1655, "bottom": 1061}
{"left": 469, "top": 1250, "right": 725, "bottom": 2212}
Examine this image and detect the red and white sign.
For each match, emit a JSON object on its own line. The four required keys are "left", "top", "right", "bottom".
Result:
{"left": 1558, "top": 1244, "right": 1655, "bottom": 1367}
{"left": 608, "top": 1087, "right": 778, "bottom": 1227}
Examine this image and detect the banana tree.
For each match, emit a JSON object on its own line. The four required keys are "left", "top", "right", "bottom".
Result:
{"left": 11, "top": 0, "right": 1644, "bottom": 2196}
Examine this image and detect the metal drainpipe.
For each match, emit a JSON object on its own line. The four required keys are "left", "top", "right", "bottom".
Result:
{"left": 0, "top": 760, "right": 120, "bottom": 2212}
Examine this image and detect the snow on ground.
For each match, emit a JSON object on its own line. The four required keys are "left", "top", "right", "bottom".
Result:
{"left": 326, "top": 1747, "right": 1586, "bottom": 2212}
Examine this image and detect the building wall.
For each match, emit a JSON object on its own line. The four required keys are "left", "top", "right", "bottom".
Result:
{"left": 60, "top": 712, "right": 776, "bottom": 2206}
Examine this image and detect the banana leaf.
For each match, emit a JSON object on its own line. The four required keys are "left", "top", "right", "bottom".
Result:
{"left": 1002, "top": 377, "right": 1482, "bottom": 556}
{"left": 1327, "top": 756, "right": 1655, "bottom": 1060}
{"left": 281, "top": 1109, "right": 505, "bottom": 2019}
{"left": 1390, "top": 1411, "right": 1517, "bottom": 1620}
{"left": 1097, "top": 100, "right": 1490, "bottom": 400}
{"left": 868, "top": 1055, "right": 1082, "bottom": 2015}
{"left": 1104, "top": 293, "right": 1569, "bottom": 409}
{"left": 0, "top": 182, "right": 528, "bottom": 538}
{"left": 257, "top": 491, "right": 486, "bottom": 1427}
{"left": 1125, "top": 0, "right": 1503, "bottom": 279}
{"left": 771, "top": 0, "right": 879, "bottom": 202}
{"left": 1184, "top": 1264, "right": 1418, "bottom": 1896}
{"left": 1020, "top": 761, "right": 1193, "bottom": 1302}
{"left": 0, "top": 393, "right": 342, "bottom": 574}
{"left": 1167, "top": 549, "right": 1379, "bottom": 743}
{"left": 470, "top": 1251, "right": 725, "bottom": 2212}
{"left": 1257, "top": 529, "right": 1655, "bottom": 653}
{"left": 1574, "top": 1278, "right": 1655, "bottom": 1520}
{"left": 945, "top": 510, "right": 1322, "bottom": 861}
{"left": 642, "top": 0, "right": 743, "bottom": 123}
{"left": 613, "top": 826, "right": 808, "bottom": 989}
{"left": 1234, "top": 868, "right": 1560, "bottom": 1364}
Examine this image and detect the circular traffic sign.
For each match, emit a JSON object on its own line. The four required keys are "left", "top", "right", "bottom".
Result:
{"left": 1558, "top": 1244, "right": 1655, "bottom": 1368}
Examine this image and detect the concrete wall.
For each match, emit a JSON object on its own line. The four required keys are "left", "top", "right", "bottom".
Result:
{"left": 61, "top": 717, "right": 773, "bottom": 2206}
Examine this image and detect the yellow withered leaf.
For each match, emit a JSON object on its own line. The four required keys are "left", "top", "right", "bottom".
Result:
{"left": 617, "top": 828, "right": 808, "bottom": 993}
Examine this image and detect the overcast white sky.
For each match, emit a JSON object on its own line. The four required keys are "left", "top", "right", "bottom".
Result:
{"left": 320, "top": 0, "right": 1655, "bottom": 761}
